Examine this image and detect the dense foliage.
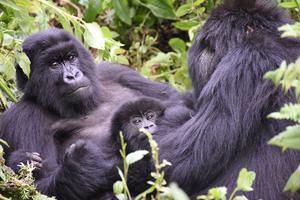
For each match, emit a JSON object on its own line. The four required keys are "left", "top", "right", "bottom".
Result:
{"left": 1, "top": 0, "right": 300, "bottom": 199}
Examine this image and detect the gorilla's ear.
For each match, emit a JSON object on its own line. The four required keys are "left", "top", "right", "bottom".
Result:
{"left": 15, "top": 64, "right": 29, "bottom": 92}
{"left": 224, "top": 0, "right": 256, "bottom": 9}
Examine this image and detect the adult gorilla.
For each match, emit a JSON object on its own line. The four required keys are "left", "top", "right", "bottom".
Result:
{"left": 0, "top": 29, "right": 180, "bottom": 199}
{"left": 152, "top": 0, "right": 300, "bottom": 199}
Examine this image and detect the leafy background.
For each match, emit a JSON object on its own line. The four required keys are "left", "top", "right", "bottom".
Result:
{"left": 1, "top": 0, "right": 300, "bottom": 200}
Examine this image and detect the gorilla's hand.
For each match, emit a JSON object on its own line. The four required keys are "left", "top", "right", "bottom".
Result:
{"left": 26, "top": 152, "right": 43, "bottom": 170}
{"left": 7, "top": 150, "right": 43, "bottom": 173}
{"left": 63, "top": 139, "right": 100, "bottom": 166}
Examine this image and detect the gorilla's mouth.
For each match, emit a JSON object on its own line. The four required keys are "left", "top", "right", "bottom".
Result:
{"left": 67, "top": 85, "right": 90, "bottom": 96}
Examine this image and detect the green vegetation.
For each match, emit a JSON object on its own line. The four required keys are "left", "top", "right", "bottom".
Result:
{"left": 1, "top": 0, "right": 300, "bottom": 199}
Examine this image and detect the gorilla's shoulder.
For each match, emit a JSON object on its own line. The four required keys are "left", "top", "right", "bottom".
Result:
{"left": 96, "top": 62, "right": 135, "bottom": 75}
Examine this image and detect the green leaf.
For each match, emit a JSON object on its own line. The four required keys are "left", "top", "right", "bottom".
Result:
{"left": 0, "top": 76, "right": 17, "bottom": 102}
{"left": 84, "top": 22, "right": 105, "bottom": 49}
{"left": 268, "top": 104, "right": 300, "bottom": 122}
{"left": 263, "top": 61, "right": 286, "bottom": 86}
{"left": 58, "top": 15, "right": 72, "bottom": 33}
{"left": 233, "top": 196, "right": 248, "bottom": 200}
{"left": 2, "top": 33, "right": 14, "bottom": 47}
{"left": 84, "top": 0, "right": 102, "bottom": 22}
{"left": 113, "top": 180, "right": 124, "bottom": 195}
{"left": 236, "top": 168, "right": 256, "bottom": 192}
{"left": 126, "top": 150, "right": 148, "bottom": 165}
{"left": 173, "top": 21, "right": 199, "bottom": 31}
{"left": 33, "top": 194, "right": 56, "bottom": 200}
{"left": 169, "top": 38, "right": 186, "bottom": 54}
{"left": 16, "top": 52, "right": 31, "bottom": 78}
{"left": 0, "top": 168, "right": 6, "bottom": 181}
{"left": 279, "top": 23, "right": 300, "bottom": 38}
{"left": 268, "top": 124, "right": 300, "bottom": 151}
{"left": 284, "top": 164, "right": 300, "bottom": 193}
{"left": 141, "top": 0, "right": 176, "bottom": 20}
{"left": 112, "top": 0, "right": 132, "bottom": 25}
{"left": 169, "top": 183, "right": 190, "bottom": 200}
{"left": 208, "top": 187, "right": 227, "bottom": 200}
{"left": 176, "top": 3, "right": 191, "bottom": 17}
{"left": 0, "top": 139, "right": 9, "bottom": 147}
{"left": 279, "top": 1, "right": 298, "bottom": 9}
{"left": 0, "top": 0, "right": 21, "bottom": 10}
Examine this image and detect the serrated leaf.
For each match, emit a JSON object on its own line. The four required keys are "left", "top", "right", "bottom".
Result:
{"left": 268, "top": 104, "right": 300, "bottom": 122}
{"left": 284, "top": 164, "right": 300, "bottom": 193}
{"left": 279, "top": 23, "right": 300, "bottom": 38}
{"left": 113, "top": 180, "right": 124, "bottom": 194}
{"left": 268, "top": 124, "right": 300, "bottom": 151}
{"left": 112, "top": 0, "right": 132, "bottom": 25}
{"left": 84, "top": 23, "right": 105, "bottom": 49}
{"left": 236, "top": 168, "right": 256, "bottom": 192}
{"left": 126, "top": 150, "right": 148, "bottom": 165}
{"left": 263, "top": 61, "right": 286, "bottom": 86}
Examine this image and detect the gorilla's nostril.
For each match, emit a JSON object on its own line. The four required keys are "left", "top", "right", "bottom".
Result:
{"left": 75, "top": 71, "right": 81, "bottom": 78}
{"left": 66, "top": 75, "right": 75, "bottom": 80}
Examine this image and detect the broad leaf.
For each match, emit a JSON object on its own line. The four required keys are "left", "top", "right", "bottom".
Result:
{"left": 112, "top": 0, "right": 132, "bottom": 25}
{"left": 126, "top": 150, "right": 148, "bottom": 165}
{"left": 236, "top": 168, "right": 256, "bottom": 192}
{"left": 268, "top": 124, "right": 300, "bottom": 151}
{"left": 141, "top": 0, "right": 176, "bottom": 20}
{"left": 84, "top": 23, "right": 105, "bottom": 49}
{"left": 284, "top": 164, "right": 300, "bottom": 193}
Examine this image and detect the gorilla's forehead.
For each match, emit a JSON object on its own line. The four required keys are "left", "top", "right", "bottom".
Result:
{"left": 23, "top": 28, "right": 75, "bottom": 53}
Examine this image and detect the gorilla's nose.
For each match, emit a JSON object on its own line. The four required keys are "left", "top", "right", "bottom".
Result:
{"left": 144, "top": 124, "right": 154, "bottom": 129}
{"left": 64, "top": 69, "right": 83, "bottom": 84}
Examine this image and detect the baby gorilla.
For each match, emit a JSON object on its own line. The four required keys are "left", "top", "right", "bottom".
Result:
{"left": 51, "top": 97, "right": 165, "bottom": 196}
{"left": 111, "top": 97, "right": 165, "bottom": 152}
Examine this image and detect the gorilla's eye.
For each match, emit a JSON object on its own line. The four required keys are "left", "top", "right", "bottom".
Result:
{"left": 50, "top": 61, "right": 59, "bottom": 68}
{"left": 131, "top": 117, "right": 142, "bottom": 126}
{"left": 146, "top": 111, "right": 156, "bottom": 120}
{"left": 68, "top": 54, "right": 76, "bottom": 61}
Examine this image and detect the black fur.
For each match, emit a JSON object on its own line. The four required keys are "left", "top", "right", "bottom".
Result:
{"left": 0, "top": 28, "right": 179, "bottom": 200}
{"left": 153, "top": 0, "right": 300, "bottom": 199}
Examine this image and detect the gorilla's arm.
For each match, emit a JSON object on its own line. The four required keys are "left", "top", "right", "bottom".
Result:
{"left": 36, "top": 140, "right": 118, "bottom": 200}
{"left": 0, "top": 102, "right": 114, "bottom": 200}
{"left": 157, "top": 42, "right": 290, "bottom": 192}
{"left": 97, "top": 62, "right": 179, "bottom": 101}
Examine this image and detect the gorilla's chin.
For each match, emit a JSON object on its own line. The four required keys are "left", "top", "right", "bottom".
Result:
{"left": 66, "top": 85, "right": 90, "bottom": 96}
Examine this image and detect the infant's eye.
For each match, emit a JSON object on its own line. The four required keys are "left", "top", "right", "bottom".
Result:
{"left": 146, "top": 111, "right": 155, "bottom": 120}
{"left": 50, "top": 61, "right": 59, "bottom": 68}
{"left": 131, "top": 117, "right": 142, "bottom": 125}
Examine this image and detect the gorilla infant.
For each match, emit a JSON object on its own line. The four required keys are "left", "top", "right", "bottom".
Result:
{"left": 51, "top": 97, "right": 168, "bottom": 195}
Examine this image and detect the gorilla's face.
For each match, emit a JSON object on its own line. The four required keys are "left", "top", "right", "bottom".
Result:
{"left": 21, "top": 29, "right": 101, "bottom": 117}
{"left": 129, "top": 110, "right": 158, "bottom": 134}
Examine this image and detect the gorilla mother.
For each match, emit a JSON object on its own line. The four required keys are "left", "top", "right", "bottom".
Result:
{"left": 153, "top": 0, "right": 300, "bottom": 199}
{"left": 0, "top": 29, "right": 181, "bottom": 199}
